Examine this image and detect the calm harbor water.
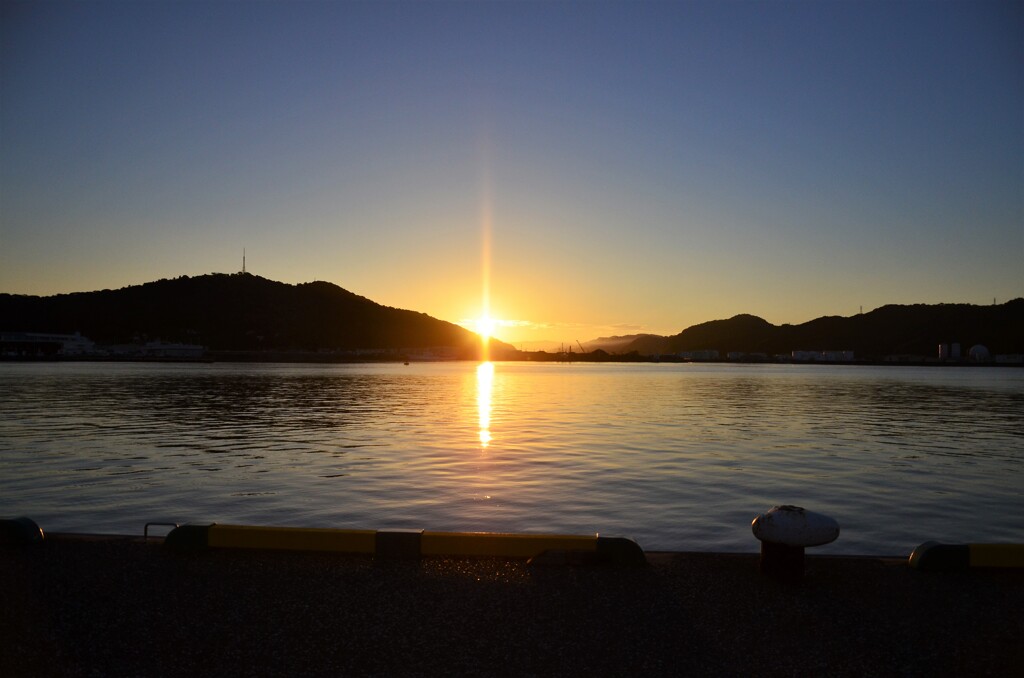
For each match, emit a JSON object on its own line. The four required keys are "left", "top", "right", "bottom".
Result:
{"left": 1, "top": 361, "right": 1021, "bottom": 555}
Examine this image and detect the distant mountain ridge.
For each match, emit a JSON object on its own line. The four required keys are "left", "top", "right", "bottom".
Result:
{"left": 605, "top": 301, "right": 1024, "bottom": 359}
{"left": 3, "top": 275, "right": 1020, "bottom": 360}
{"left": 0, "top": 273, "right": 512, "bottom": 356}
{"left": 584, "top": 334, "right": 661, "bottom": 353}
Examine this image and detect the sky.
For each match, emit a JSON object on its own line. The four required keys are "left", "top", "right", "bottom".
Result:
{"left": 2, "top": 1, "right": 1021, "bottom": 349}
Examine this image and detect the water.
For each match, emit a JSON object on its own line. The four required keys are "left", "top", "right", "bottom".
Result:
{"left": 1, "top": 361, "right": 1022, "bottom": 555}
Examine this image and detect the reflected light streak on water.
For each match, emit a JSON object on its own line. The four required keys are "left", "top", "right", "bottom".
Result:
{"left": 477, "top": 362, "right": 493, "bottom": 449}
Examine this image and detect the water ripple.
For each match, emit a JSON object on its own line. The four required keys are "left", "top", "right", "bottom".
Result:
{"left": 1, "top": 361, "right": 1021, "bottom": 554}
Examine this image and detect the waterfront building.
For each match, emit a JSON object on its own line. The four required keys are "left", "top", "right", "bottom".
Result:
{"left": 792, "top": 350, "right": 855, "bottom": 362}
{"left": 969, "top": 345, "right": 991, "bottom": 362}
{"left": 0, "top": 331, "right": 96, "bottom": 357}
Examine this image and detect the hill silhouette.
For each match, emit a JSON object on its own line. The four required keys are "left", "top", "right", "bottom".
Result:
{"left": 4, "top": 276, "right": 1020, "bottom": 361}
{"left": 0, "top": 273, "right": 511, "bottom": 357}
{"left": 617, "top": 301, "right": 1024, "bottom": 359}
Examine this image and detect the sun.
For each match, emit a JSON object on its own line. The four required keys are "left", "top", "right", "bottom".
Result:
{"left": 475, "top": 315, "right": 497, "bottom": 341}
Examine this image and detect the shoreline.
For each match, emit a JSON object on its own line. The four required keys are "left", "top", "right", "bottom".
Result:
{"left": 2, "top": 354, "right": 1022, "bottom": 367}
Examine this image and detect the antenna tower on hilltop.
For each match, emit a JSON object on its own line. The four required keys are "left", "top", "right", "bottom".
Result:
{"left": 243, "top": 248, "right": 246, "bottom": 274}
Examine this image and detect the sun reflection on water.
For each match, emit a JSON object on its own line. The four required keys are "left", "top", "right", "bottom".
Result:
{"left": 476, "top": 361, "right": 494, "bottom": 448}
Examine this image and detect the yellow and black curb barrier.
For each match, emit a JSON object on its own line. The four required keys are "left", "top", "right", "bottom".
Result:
{"left": 163, "top": 523, "right": 647, "bottom": 565}
{"left": 14, "top": 514, "right": 1020, "bottom": 571}
{"left": 909, "top": 542, "right": 1024, "bottom": 571}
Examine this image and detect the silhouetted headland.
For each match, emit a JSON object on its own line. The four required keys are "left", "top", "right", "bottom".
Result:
{"left": 0, "top": 273, "right": 513, "bottom": 361}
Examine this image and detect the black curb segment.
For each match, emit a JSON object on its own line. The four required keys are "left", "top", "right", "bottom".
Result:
{"left": 0, "top": 517, "right": 45, "bottom": 546}
{"left": 163, "top": 524, "right": 214, "bottom": 552}
{"left": 909, "top": 542, "right": 1024, "bottom": 571}
{"left": 910, "top": 542, "right": 971, "bottom": 571}
{"left": 596, "top": 536, "right": 648, "bottom": 565}
{"left": 375, "top": 530, "right": 423, "bottom": 559}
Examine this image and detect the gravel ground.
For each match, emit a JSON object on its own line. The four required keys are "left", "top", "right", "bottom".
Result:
{"left": 2, "top": 535, "right": 1022, "bottom": 677}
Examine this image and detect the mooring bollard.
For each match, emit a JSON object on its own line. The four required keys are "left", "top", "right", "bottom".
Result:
{"left": 751, "top": 505, "right": 839, "bottom": 582}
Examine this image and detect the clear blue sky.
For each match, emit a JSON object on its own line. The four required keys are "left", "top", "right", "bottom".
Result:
{"left": 2, "top": 1, "right": 1021, "bottom": 347}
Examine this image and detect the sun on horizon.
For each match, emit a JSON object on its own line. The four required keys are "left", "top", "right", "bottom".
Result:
{"left": 474, "top": 315, "right": 497, "bottom": 342}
